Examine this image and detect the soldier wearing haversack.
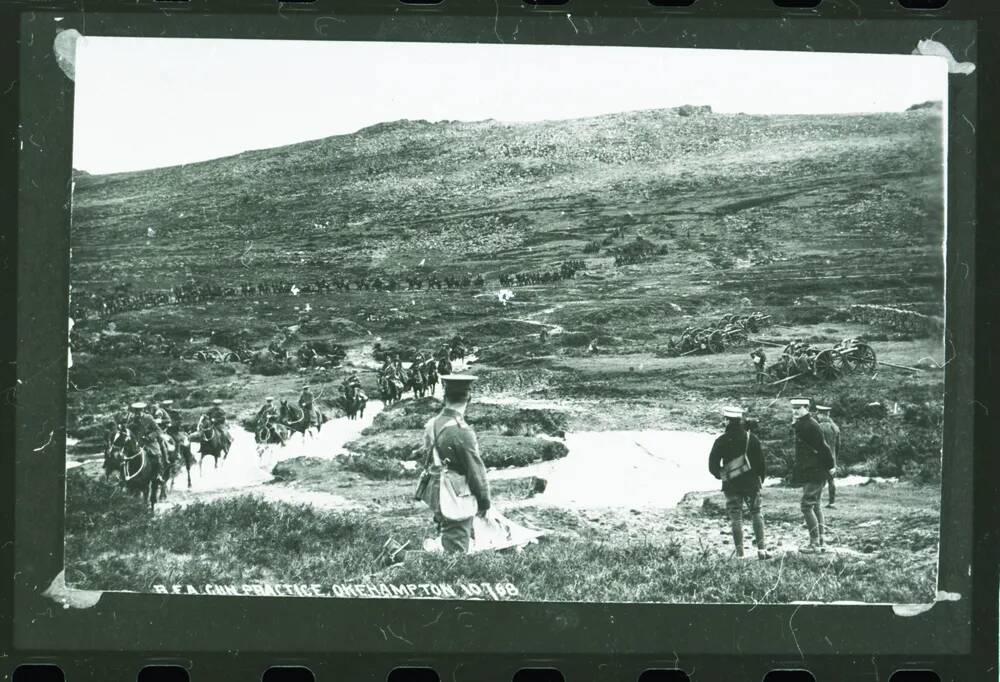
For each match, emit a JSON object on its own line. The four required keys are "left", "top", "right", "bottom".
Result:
{"left": 417, "top": 374, "right": 491, "bottom": 554}
{"left": 708, "top": 407, "right": 768, "bottom": 560}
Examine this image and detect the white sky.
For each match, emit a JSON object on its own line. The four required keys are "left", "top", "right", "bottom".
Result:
{"left": 72, "top": 37, "right": 948, "bottom": 175}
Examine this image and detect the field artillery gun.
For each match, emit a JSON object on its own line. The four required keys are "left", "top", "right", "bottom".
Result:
{"left": 664, "top": 311, "right": 773, "bottom": 357}
{"left": 764, "top": 338, "right": 878, "bottom": 384}
{"left": 667, "top": 326, "right": 725, "bottom": 356}
{"left": 719, "top": 311, "right": 772, "bottom": 334}
{"left": 187, "top": 346, "right": 239, "bottom": 364}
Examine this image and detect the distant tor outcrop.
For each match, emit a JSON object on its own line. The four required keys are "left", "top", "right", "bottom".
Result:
{"left": 676, "top": 104, "right": 713, "bottom": 117}
{"left": 906, "top": 100, "right": 943, "bottom": 112}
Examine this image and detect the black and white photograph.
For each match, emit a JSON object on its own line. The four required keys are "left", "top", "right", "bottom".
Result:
{"left": 63, "top": 37, "right": 948, "bottom": 604}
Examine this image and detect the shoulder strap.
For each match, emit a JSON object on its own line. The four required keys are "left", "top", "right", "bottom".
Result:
{"left": 429, "top": 416, "right": 460, "bottom": 468}
{"left": 744, "top": 432, "right": 751, "bottom": 457}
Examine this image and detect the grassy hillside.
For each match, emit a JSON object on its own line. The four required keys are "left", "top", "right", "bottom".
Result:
{"left": 71, "top": 106, "right": 944, "bottom": 291}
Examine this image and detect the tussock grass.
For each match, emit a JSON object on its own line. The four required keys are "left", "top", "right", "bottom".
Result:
{"left": 64, "top": 472, "right": 935, "bottom": 602}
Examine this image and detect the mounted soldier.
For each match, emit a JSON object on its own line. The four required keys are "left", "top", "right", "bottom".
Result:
{"left": 298, "top": 385, "right": 316, "bottom": 426}
{"left": 151, "top": 400, "right": 173, "bottom": 430}
{"left": 256, "top": 396, "right": 279, "bottom": 425}
{"left": 125, "top": 402, "right": 170, "bottom": 475}
{"left": 342, "top": 373, "right": 362, "bottom": 400}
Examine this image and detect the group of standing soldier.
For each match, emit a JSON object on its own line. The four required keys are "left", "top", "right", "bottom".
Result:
{"left": 709, "top": 397, "right": 841, "bottom": 559}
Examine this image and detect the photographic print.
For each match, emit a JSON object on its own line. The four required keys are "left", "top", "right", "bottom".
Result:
{"left": 64, "top": 38, "right": 948, "bottom": 603}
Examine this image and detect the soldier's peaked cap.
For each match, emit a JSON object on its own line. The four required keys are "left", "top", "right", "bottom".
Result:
{"left": 790, "top": 398, "right": 811, "bottom": 407}
{"left": 130, "top": 402, "right": 147, "bottom": 410}
{"left": 722, "top": 406, "right": 744, "bottom": 419}
{"left": 441, "top": 374, "right": 477, "bottom": 386}
{"left": 265, "top": 396, "right": 274, "bottom": 402}
{"left": 212, "top": 399, "right": 223, "bottom": 405}
{"left": 161, "top": 400, "right": 173, "bottom": 406}
{"left": 816, "top": 405, "right": 832, "bottom": 412}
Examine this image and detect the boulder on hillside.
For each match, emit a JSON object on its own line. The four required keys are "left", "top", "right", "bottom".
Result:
{"left": 677, "top": 104, "right": 713, "bottom": 117}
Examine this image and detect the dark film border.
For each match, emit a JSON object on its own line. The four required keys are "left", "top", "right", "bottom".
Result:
{"left": 1, "top": 1, "right": 995, "bottom": 679}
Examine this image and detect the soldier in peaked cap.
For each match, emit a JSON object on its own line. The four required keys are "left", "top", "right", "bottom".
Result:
{"left": 159, "top": 399, "right": 179, "bottom": 424}
{"left": 126, "top": 401, "right": 170, "bottom": 473}
{"left": 151, "top": 400, "right": 173, "bottom": 430}
{"left": 815, "top": 405, "right": 841, "bottom": 508}
{"left": 790, "top": 398, "right": 834, "bottom": 553}
{"left": 418, "top": 374, "right": 491, "bottom": 554}
{"left": 256, "top": 396, "right": 278, "bottom": 425}
{"left": 708, "top": 406, "right": 768, "bottom": 559}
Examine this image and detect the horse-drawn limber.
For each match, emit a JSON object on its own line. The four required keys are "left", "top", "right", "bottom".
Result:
{"left": 765, "top": 338, "right": 878, "bottom": 383}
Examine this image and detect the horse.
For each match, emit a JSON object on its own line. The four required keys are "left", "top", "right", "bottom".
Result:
{"left": 255, "top": 417, "right": 290, "bottom": 449}
{"left": 341, "top": 387, "right": 368, "bottom": 421}
{"left": 164, "top": 423, "right": 196, "bottom": 488}
{"left": 424, "top": 360, "right": 440, "bottom": 396}
{"left": 279, "top": 400, "right": 327, "bottom": 440}
{"left": 380, "top": 374, "right": 404, "bottom": 406}
{"left": 190, "top": 419, "right": 232, "bottom": 472}
{"left": 407, "top": 365, "right": 427, "bottom": 399}
{"left": 103, "top": 422, "right": 125, "bottom": 481}
{"left": 110, "top": 428, "right": 163, "bottom": 512}
{"left": 437, "top": 357, "right": 453, "bottom": 378}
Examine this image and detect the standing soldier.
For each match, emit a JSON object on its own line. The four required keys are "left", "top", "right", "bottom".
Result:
{"left": 750, "top": 348, "right": 767, "bottom": 386}
{"left": 418, "top": 374, "right": 491, "bottom": 554}
{"left": 815, "top": 405, "right": 841, "bottom": 508}
{"left": 790, "top": 398, "right": 834, "bottom": 553}
{"left": 708, "top": 407, "right": 768, "bottom": 559}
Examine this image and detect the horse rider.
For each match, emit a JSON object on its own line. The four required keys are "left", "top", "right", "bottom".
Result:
{"left": 159, "top": 399, "right": 180, "bottom": 427}
{"left": 115, "top": 403, "right": 132, "bottom": 429}
{"left": 151, "top": 400, "right": 173, "bottom": 430}
{"left": 342, "top": 373, "right": 362, "bottom": 399}
{"left": 256, "top": 396, "right": 279, "bottom": 425}
{"left": 125, "top": 402, "right": 170, "bottom": 473}
{"left": 298, "top": 385, "right": 316, "bottom": 423}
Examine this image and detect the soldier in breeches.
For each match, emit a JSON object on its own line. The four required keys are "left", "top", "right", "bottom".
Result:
{"left": 421, "top": 374, "right": 491, "bottom": 554}
{"left": 791, "top": 398, "right": 835, "bottom": 552}
{"left": 815, "top": 405, "right": 841, "bottom": 507}
{"left": 708, "top": 406, "right": 768, "bottom": 559}
{"left": 126, "top": 402, "right": 169, "bottom": 473}
{"left": 298, "top": 385, "right": 315, "bottom": 425}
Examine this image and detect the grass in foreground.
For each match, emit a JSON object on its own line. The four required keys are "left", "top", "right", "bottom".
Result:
{"left": 65, "top": 472, "right": 936, "bottom": 603}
